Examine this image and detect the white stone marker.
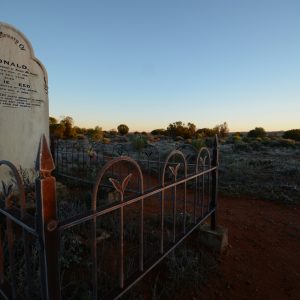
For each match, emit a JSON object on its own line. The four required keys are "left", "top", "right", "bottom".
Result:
{"left": 0, "top": 22, "right": 49, "bottom": 173}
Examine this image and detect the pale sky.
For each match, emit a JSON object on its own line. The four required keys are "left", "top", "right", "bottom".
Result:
{"left": 1, "top": 0, "right": 299, "bottom": 132}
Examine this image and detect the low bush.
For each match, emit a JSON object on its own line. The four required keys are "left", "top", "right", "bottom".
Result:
{"left": 190, "top": 138, "right": 206, "bottom": 150}
{"left": 233, "top": 140, "right": 251, "bottom": 152}
{"left": 130, "top": 135, "right": 148, "bottom": 152}
{"left": 283, "top": 129, "right": 300, "bottom": 141}
{"left": 249, "top": 140, "right": 263, "bottom": 151}
{"left": 277, "top": 138, "right": 296, "bottom": 147}
{"left": 262, "top": 138, "right": 295, "bottom": 148}
{"left": 247, "top": 127, "right": 266, "bottom": 138}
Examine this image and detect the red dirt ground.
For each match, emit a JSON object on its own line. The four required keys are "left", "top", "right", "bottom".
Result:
{"left": 199, "top": 196, "right": 300, "bottom": 300}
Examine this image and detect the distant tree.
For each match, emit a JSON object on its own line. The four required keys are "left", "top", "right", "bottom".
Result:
{"left": 167, "top": 121, "right": 183, "bottom": 138}
{"left": 212, "top": 122, "right": 229, "bottom": 138}
{"left": 92, "top": 126, "right": 103, "bottom": 141}
{"left": 283, "top": 129, "right": 300, "bottom": 141}
{"left": 49, "top": 117, "right": 58, "bottom": 137}
{"left": 60, "top": 116, "right": 76, "bottom": 138}
{"left": 167, "top": 121, "right": 193, "bottom": 138}
{"left": 187, "top": 122, "right": 196, "bottom": 137}
{"left": 73, "top": 126, "right": 86, "bottom": 135}
{"left": 247, "top": 127, "right": 266, "bottom": 138}
{"left": 60, "top": 116, "right": 73, "bottom": 127}
{"left": 166, "top": 121, "right": 230, "bottom": 139}
{"left": 196, "top": 128, "right": 215, "bottom": 138}
{"left": 49, "top": 117, "right": 58, "bottom": 125}
{"left": 117, "top": 124, "right": 129, "bottom": 135}
{"left": 109, "top": 129, "right": 118, "bottom": 137}
{"left": 219, "top": 122, "right": 229, "bottom": 137}
{"left": 50, "top": 123, "right": 65, "bottom": 139}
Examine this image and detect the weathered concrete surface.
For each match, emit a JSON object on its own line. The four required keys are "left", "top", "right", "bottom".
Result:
{"left": 0, "top": 22, "right": 49, "bottom": 174}
{"left": 198, "top": 224, "right": 228, "bottom": 254}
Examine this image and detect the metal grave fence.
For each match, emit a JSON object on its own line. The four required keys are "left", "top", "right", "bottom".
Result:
{"left": 0, "top": 135, "right": 219, "bottom": 299}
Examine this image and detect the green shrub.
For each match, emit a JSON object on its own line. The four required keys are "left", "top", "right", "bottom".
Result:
{"left": 264, "top": 138, "right": 295, "bottom": 148}
{"left": 224, "top": 134, "right": 239, "bottom": 144}
{"left": 283, "top": 129, "right": 300, "bottom": 141}
{"left": 249, "top": 140, "right": 263, "bottom": 151}
{"left": 131, "top": 135, "right": 147, "bottom": 152}
{"left": 247, "top": 127, "right": 266, "bottom": 138}
{"left": 90, "top": 126, "right": 103, "bottom": 142}
{"left": 117, "top": 124, "right": 129, "bottom": 135}
{"left": 233, "top": 135, "right": 241, "bottom": 143}
{"left": 196, "top": 128, "right": 215, "bottom": 137}
{"left": 277, "top": 138, "right": 296, "bottom": 148}
{"left": 190, "top": 138, "right": 205, "bottom": 150}
{"left": 242, "top": 136, "right": 250, "bottom": 143}
{"left": 233, "top": 140, "right": 251, "bottom": 152}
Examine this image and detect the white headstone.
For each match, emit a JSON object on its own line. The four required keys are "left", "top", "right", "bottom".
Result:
{"left": 0, "top": 22, "right": 49, "bottom": 173}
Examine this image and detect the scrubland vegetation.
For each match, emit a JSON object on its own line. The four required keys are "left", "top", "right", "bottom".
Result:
{"left": 220, "top": 136, "right": 299, "bottom": 203}
{"left": 50, "top": 116, "right": 299, "bottom": 204}
{"left": 51, "top": 120, "right": 298, "bottom": 298}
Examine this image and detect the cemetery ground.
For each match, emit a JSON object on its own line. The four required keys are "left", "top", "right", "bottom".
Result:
{"left": 125, "top": 195, "right": 300, "bottom": 300}
{"left": 118, "top": 141, "right": 300, "bottom": 299}
{"left": 54, "top": 138, "right": 299, "bottom": 299}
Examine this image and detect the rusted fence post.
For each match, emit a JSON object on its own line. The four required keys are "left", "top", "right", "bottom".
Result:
{"left": 210, "top": 135, "right": 219, "bottom": 230}
{"left": 35, "top": 135, "right": 61, "bottom": 300}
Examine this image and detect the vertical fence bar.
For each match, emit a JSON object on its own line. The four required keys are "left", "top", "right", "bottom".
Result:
{"left": 6, "top": 208, "right": 16, "bottom": 299}
{"left": 19, "top": 182, "right": 32, "bottom": 300}
{"left": 71, "top": 144, "right": 74, "bottom": 174}
{"left": 140, "top": 198, "right": 144, "bottom": 272}
{"left": 120, "top": 194, "right": 124, "bottom": 288}
{"left": 183, "top": 181, "right": 187, "bottom": 234}
{"left": 35, "top": 135, "right": 61, "bottom": 300}
{"left": 160, "top": 190, "right": 164, "bottom": 254}
{"left": 202, "top": 164, "right": 205, "bottom": 217}
{"left": 0, "top": 161, "right": 31, "bottom": 299}
{"left": 0, "top": 229, "right": 3, "bottom": 285}
{"left": 56, "top": 140, "right": 60, "bottom": 173}
{"left": 92, "top": 210, "right": 97, "bottom": 300}
{"left": 91, "top": 163, "right": 98, "bottom": 300}
{"left": 139, "top": 168, "right": 144, "bottom": 273}
{"left": 172, "top": 180, "right": 176, "bottom": 243}
{"left": 210, "top": 135, "right": 219, "bottom": 230}
{"left": 194, "top": 175, "right": 197, "bottom": 223}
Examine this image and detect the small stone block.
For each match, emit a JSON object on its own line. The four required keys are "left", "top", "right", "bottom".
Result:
{"left": 198, "top": 224, "right": 228, "bottom": 254}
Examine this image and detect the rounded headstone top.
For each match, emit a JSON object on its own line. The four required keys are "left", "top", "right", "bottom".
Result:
{"left": 0, "top": 22, "right": 48, "bottom": 83}
{"left": 0, "top": 22, "right": 35, "bottom": 55}
{"left": 0, "top": 22, "right": 49, "bottom": 174}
